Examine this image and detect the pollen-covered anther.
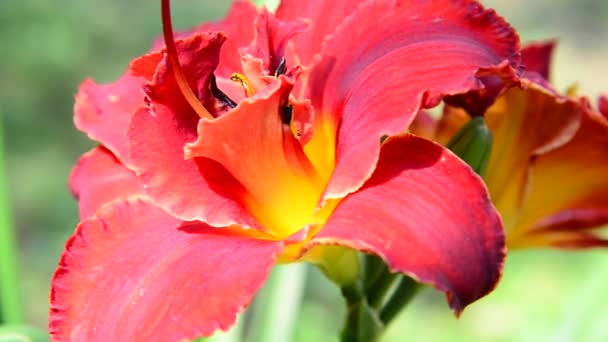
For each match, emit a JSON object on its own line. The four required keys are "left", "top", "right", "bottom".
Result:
{"left": 230, "top": 73, "right": 256, "bottom": 97}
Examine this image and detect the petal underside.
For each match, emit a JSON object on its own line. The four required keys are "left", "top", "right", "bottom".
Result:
{"left": 310, "top": 135, "right": 505, "bottom": 314}
{"left": 49, "top": 200, "right": 282, "bottom": 342}
{"left": 74, "top": 74, "right": 146, "bottom": 165}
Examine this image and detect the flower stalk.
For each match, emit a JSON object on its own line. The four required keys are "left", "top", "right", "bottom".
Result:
{"left": 0, "top": 116, "right": 23, "bottom": 324}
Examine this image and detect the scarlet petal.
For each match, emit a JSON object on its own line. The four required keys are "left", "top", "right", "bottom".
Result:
{"left": 49, "top": 200, "right": 282, "bottom": 342}
{"left": 69, "top": 147, "right": 145, "bottom": 219}
{"left": 74, "top": 74, "right": 145, "bottom": 164}
{"left": 276, "top": 0, "right": 364, "bottom": 66}
{"left": 521, "top": 41, "right": 556, "bottom": 80}
{"left": 312, "top": 135, "right": 505, "bottom": 313}
{"left": 309, "top": 0, "right": 520, "bottom": 200}
{"left": 152, "top": 1, "right": 259, "bottom": 77}
{"left": 144, "top": 33, "right": 226, "bottom": 116}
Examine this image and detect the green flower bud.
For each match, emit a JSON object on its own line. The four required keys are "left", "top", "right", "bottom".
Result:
{"left": 446, "top": 116, "right": 493, "bottom": 177}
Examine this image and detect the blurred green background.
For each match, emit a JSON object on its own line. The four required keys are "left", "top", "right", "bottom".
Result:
{"left": 0, "top": 0, "right": 607, "bottom": 341}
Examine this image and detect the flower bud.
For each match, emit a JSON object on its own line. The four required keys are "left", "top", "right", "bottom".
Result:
{"left": 446, "top": 116, "right": 493, "bottom": 177}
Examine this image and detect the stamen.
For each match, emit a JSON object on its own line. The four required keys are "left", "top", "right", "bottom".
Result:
{"left": 210, "top": 74, "right": 237, "bottom": 109}
{"left": 230, "top": 73, "right": 256, "bottom": 97}
{"left": 274, "top": 57, "right": 287, "bottom": 77}
{"left": 161, "top": 0, "right": 213, "bottom": 119}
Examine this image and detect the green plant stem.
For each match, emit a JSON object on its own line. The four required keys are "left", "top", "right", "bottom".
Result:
{"left": 363, "top": 254, "right": 385, "bottom": 292}
{"left": 379, "top": 275, "right": 420, "bottom": 324}
{"left": 254, "top": 264, "right": 307, "bottom": 342}
{"left": 0, "top": 117, "right": 23, "bottom": 324}
{"left": 367, "top": 268, "right": 398, "bottom": 309}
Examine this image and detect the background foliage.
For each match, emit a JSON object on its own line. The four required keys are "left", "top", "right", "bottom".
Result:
{"left": 0, "top": 0, "right": 606, "bottom": 340}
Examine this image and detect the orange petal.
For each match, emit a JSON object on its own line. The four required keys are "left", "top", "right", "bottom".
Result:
{"left": 482, "top": 82, "right": 583, "bottom": 231}
{"left": 509, "top": 105, "right": 608, "bottom": 246}
{"left": 185, "top": 76, "right": 325, "bottom": 238}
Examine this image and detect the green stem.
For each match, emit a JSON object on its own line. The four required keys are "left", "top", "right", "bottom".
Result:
{"left": 379, "top": 276, "right": 420, "bottom": 324}
{"left": 362, "top": 254, "right": 385, "bottom": 292}
{"left": 0, "top": 116, "right": 23, "bottom": 324}
{"left": 254, "top": 264, "right": 307, "bottom": 342}
{"left": 340, "top": 283, "right": 383, "bottom": 342}
{"left": 367, "top": 268, "right": 398, "bottom": 309}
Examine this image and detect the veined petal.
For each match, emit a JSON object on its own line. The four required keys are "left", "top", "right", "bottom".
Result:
{"left": 69, "top": 147, "right": 145, "bottom": 219}
{"left": 152, "top": 1, "right": 259, "bottom": 77}
{"left": 509, "top": 107, "right": 608, "bottom": 247}
{"left": 74, "top": 74, "right": 145, "bottom": 165}
{"left": 307, "top": 0, "right": 520, "bottom": 200}
{"left": 483, "top": 82, "right": 583, "bottom": 232}
{"left": 49, "top": 200, "right": 282, "bottom": 342}
{"left": 185, "top": 76, "right": 323, "bottom": 238}
{"left": 311, "top": 135, "right": 505, "bottom": 314}
{"left": 275, "top": 0, "right": 364, "bottom": 66}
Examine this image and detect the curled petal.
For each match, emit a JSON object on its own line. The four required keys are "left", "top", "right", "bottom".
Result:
{"left": 185, "top": 76, "right": 323, "bottom": 238}
{"left": 49, "top": 200, "right": 282, "bottom": 342}
{"left": 69, "top": 147, "right": 145, "bottom": 219}
{"left": 276, "top": 0, "right": 365, "bottom": 66}
{"left": 241, "top": 8, "right": 308, "bottom": 75}
{"left": 152, "top": 1, "right": 259, "bottom": 77}
{"left": 144, "top": 32, "right": 227, "bottom": 117}
{"left": 74, "top": 74, "right": 146, "bottom": 165}
{"left": 311, "top": 135, "right": 505, "bottom": 313}
{"left": 308, "top": 0, "right": 520, "bottom": 200}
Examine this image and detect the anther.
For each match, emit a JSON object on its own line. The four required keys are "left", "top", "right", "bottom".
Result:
{"left": 274, "top": 57, "right": 287, "bottom": 77}
{"left": 230, "top": 73, "right": 256, "bottom": 97}
{"left": 210, "top": 74, "right": 237, "bottom": 109}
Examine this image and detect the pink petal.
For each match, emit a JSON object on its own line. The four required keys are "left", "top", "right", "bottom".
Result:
{"left": 69, "top": 147, "right": 145, "bottom": 219}
{"left": 49, "top": 200, "right": 282, "bottom": 341}
{"left": 276, "top": 0, "right": 365, "bottom": 66}
{"left": 311, "top": 135, "right": 505, "bottom": 314}
{"left": 307, "top": 0, "right": 521, "bottom": 200}
{"left": 74, "top": 74, "right": 146, "bottom": 165}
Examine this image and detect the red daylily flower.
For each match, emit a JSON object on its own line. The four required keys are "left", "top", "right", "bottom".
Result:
{"left": 50, "top": 1, "right": 521, "bottom": 341}
{"left": 413, "top": 41, "right": 608, "bottom": 249}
